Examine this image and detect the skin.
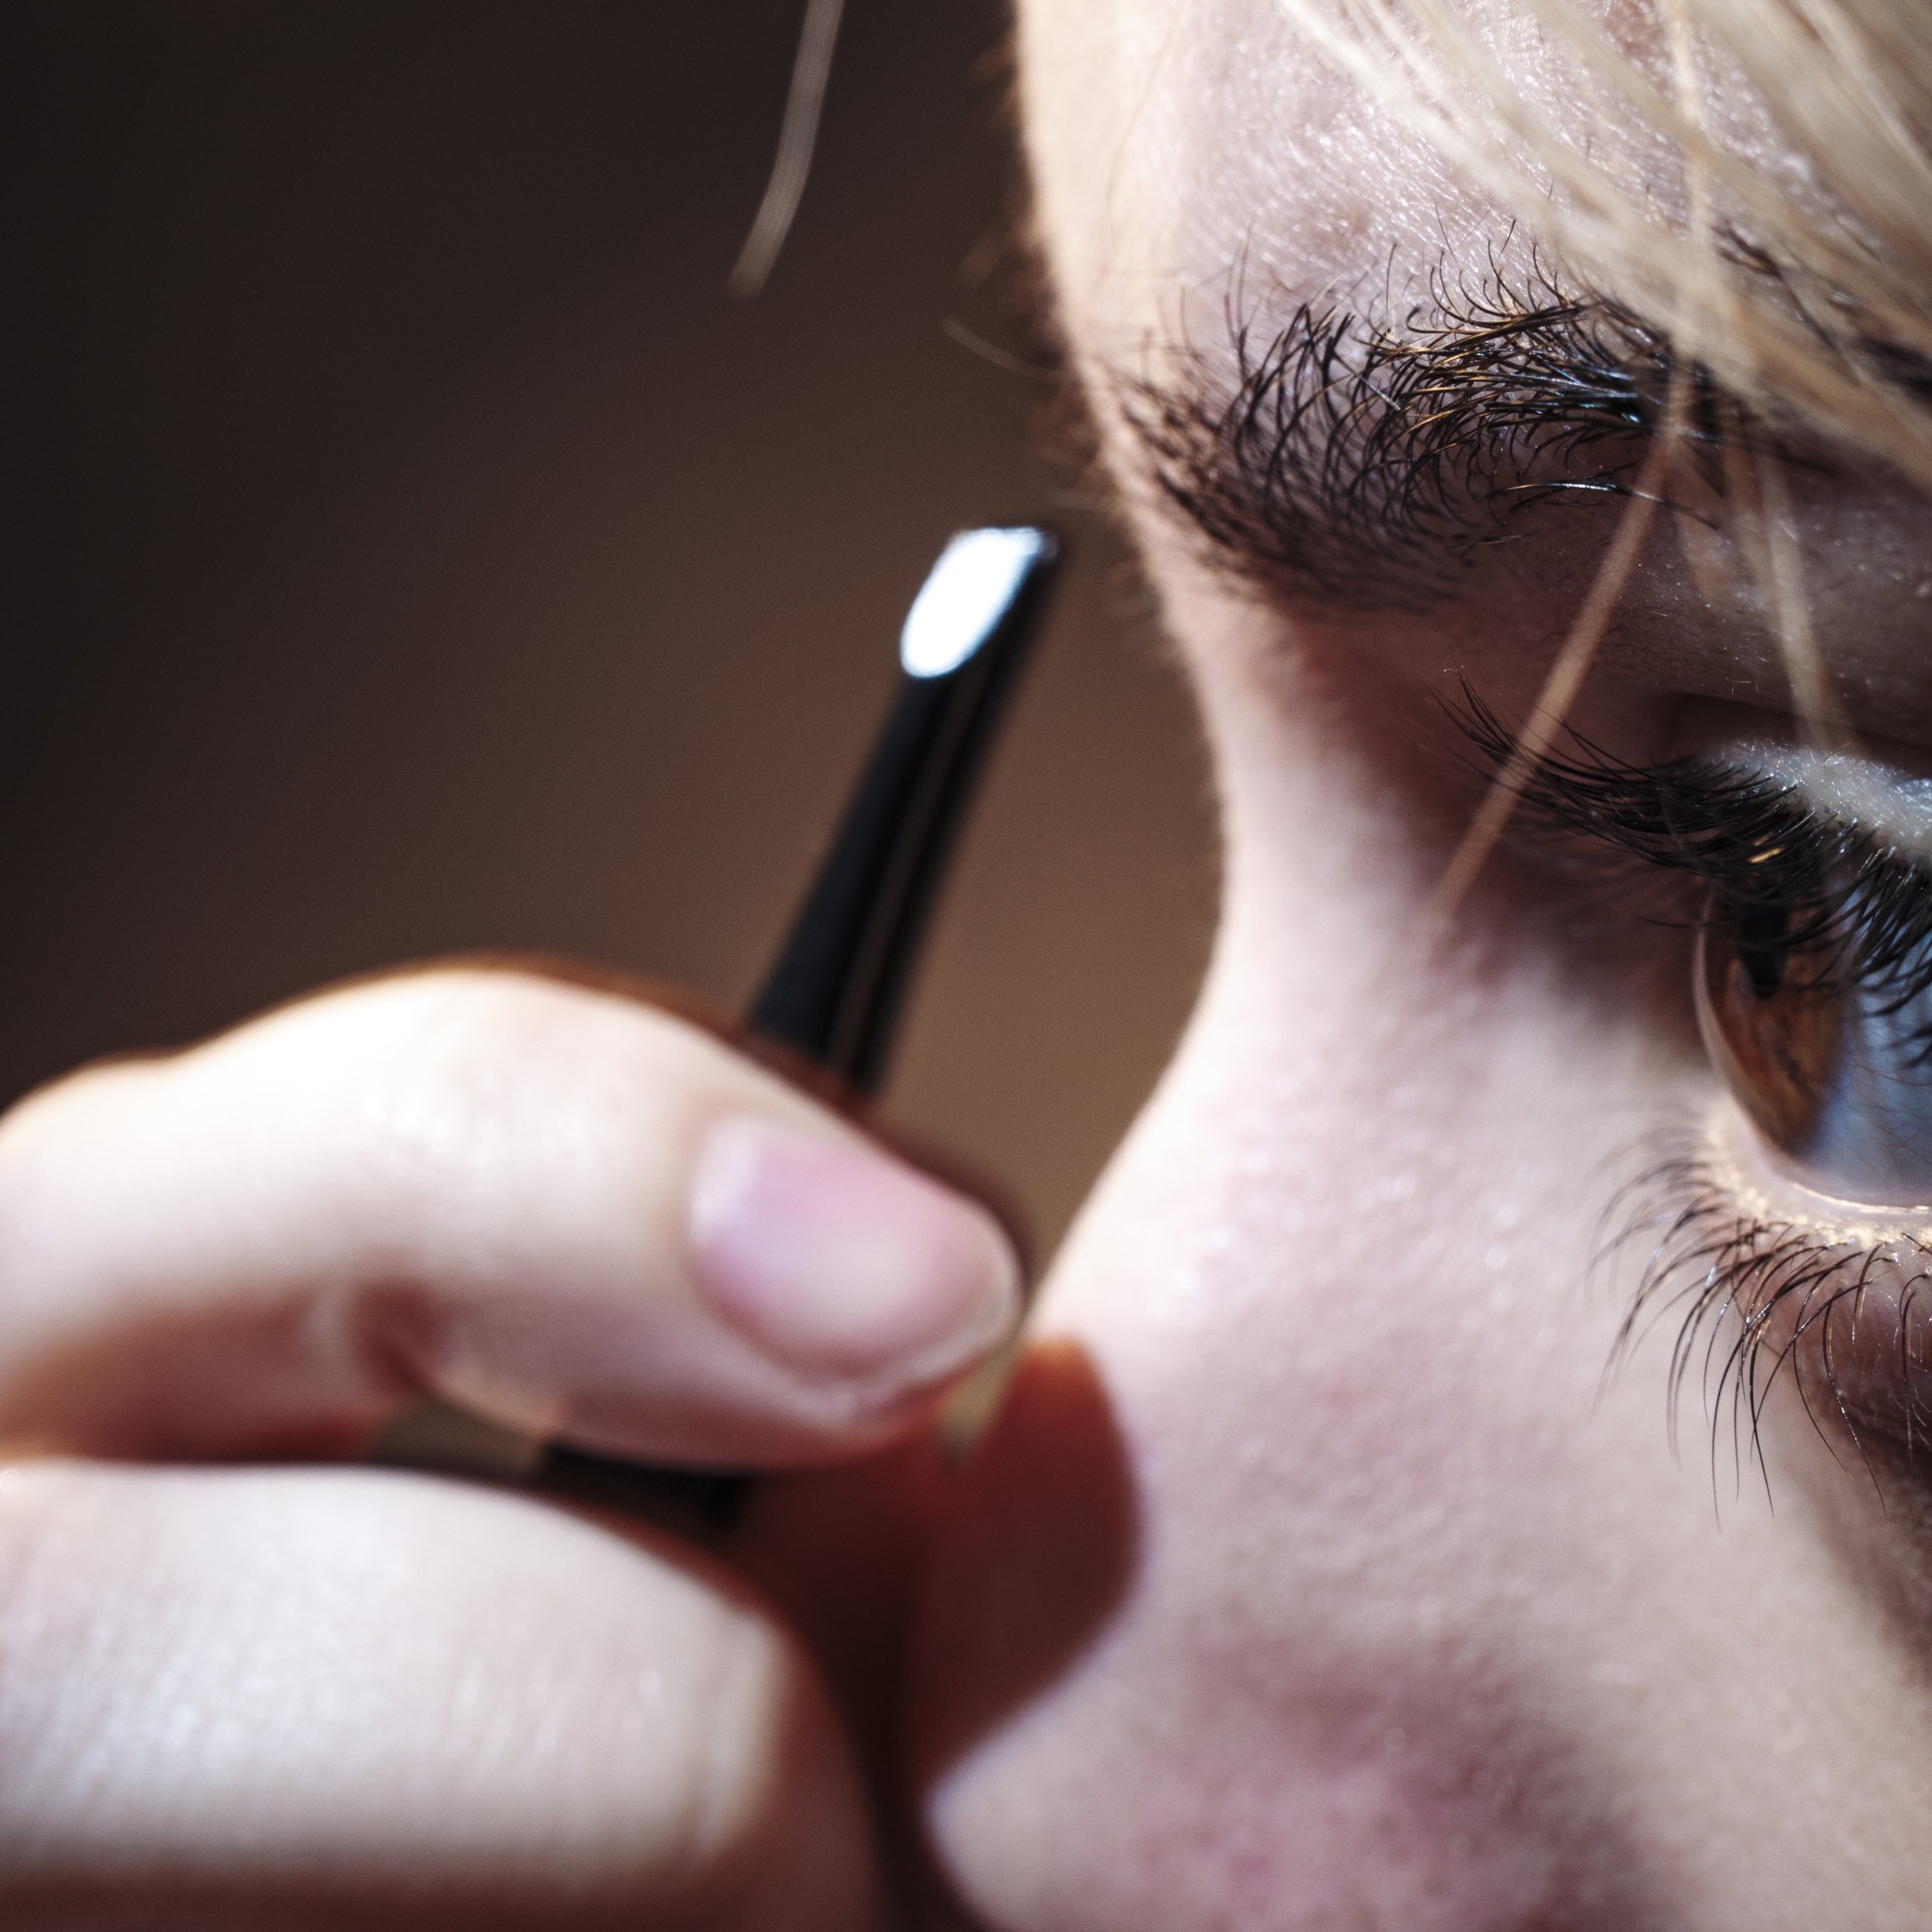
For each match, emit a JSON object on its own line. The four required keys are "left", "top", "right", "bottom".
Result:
{"left": 4, "top": 4, "right": 1930, "bottom": 1928}
{"left": 908, "top": 3, "right": 1932, "bottom": 1928}
{"left": 0, "top": 971, "right": 1014, "bottom": 1927}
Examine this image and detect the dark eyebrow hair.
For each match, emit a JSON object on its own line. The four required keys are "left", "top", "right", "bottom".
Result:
{"left": 1112, "top": 265, "right": 1702, "bottom": 611}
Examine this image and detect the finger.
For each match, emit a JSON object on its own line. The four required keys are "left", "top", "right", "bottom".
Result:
{"left": 0, "top": 1459, "right": 886, "bottom": 1930}
{"left": 0, "top": 968, "right": 1019, "bottom": 1464}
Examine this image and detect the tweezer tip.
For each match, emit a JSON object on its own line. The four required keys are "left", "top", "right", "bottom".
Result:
{"left": 900, "top": 525, "right": 1057, "bottom": 679}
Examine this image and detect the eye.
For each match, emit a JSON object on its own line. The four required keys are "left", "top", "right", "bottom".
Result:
{"left": 1444, "top": 698, "right": 1932, "bottom": 1462}
{"left": 1697, "top": 885, "right": 1932, "bottom": 1208}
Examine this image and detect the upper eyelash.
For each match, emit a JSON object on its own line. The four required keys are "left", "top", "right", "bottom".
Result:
{"left": 1453, "top": 690, "right": 1932, "bottom": 1020}
{"left": 1115, "top": 254, "right": 1721, "bottom": 608}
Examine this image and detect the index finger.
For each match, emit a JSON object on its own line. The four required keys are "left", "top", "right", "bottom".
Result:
{"left": 0, "top": 967, "right": 1020, "bottom": 1467}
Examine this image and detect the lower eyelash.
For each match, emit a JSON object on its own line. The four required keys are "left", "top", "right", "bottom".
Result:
{"left": 1601, "top": 1125, "right": 1932, "bottom": 1494}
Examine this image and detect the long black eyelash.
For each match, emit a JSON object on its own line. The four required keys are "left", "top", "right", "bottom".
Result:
{"left": 1116, "top": 254, "right": 1720, "bottom": 608}
{"left": 1603, "top": 1134, "right": 1932, "bottom": 1492}
{"left": 1454, "top": 689, "right": 1932, "bottom": 1023}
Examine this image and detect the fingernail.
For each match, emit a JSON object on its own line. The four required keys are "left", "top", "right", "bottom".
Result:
{"left": 689, "top": 1118, "right": 1020, "bottom": 1385}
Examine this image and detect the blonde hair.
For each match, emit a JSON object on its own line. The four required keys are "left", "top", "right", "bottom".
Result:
{"left": 1272, "top": 0, "right": 1932, "bottom": 495}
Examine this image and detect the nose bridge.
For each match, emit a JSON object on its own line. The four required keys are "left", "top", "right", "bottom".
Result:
{"left": 913, "top": 922, "right": 1671, "bottom": 1928}
{"left": 1040, "top": 899, "right": 1613, "bottom": 1541}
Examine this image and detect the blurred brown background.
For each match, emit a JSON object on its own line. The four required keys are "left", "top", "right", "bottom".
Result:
{"left": 1, "top": 0, "right": 1215, "bottom": 1257}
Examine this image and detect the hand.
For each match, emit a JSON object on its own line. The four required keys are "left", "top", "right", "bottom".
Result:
{"left": 0, "top": 965, "right": 1020, "bottom": 1927}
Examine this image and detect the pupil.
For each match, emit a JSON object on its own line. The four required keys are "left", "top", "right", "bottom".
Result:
{"left": 1735, "top": 900, "right": 1790, "bottom": 1000}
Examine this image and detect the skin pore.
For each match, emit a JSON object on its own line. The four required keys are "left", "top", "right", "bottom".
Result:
{"left": 906, "top": 2, "right": 1932, "bottom": 1927}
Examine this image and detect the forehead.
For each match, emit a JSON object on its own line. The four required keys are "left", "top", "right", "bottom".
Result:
{"left": 1018, "top": 0, "right": 1773, "bottom": 354}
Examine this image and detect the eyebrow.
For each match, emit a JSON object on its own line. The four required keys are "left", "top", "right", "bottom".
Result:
{"left": 1112, "top": 266, "right": 1695, "bottom": 610}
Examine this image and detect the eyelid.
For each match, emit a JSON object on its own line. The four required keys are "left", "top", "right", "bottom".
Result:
{"left": 1452, "top": 689, "right": 1930, "bottom": 938}
{"left": 1727, "top": 742, "right": 1932, "bottom": 868}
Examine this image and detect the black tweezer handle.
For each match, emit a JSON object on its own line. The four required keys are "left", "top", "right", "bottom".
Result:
{"left": 541, "top": 528, "right": 1060, "bottom": 1536}
{"left": 749, "top": 530, "right": 1058, "bottom": 1095}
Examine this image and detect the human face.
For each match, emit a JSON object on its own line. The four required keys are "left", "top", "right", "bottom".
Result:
{"left": 906, "top": 3, "right": 1932, "bottom": 1926}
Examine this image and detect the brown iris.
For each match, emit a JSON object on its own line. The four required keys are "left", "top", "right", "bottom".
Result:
{"left": 1696, "top": 900, "right": 1843, "bottom": 1158}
